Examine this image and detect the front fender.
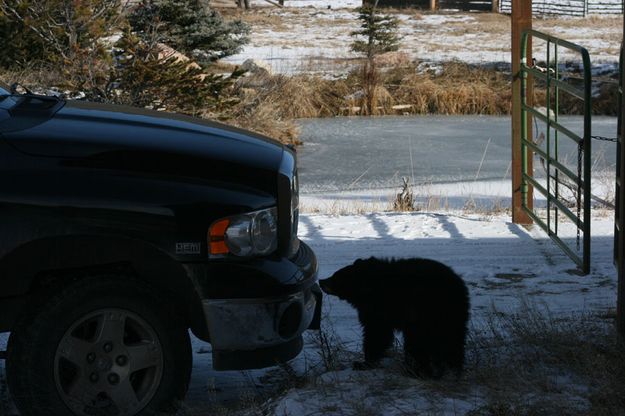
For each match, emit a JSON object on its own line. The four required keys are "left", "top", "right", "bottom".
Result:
{"left": 0, "top": 235, "right": 206, "bottom": 336}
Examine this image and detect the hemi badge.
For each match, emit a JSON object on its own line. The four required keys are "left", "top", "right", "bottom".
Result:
{"left": 176, "top": 242, "right": 201, "bottom": 255}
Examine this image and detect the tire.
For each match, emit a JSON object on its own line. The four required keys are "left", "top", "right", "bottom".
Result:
{"left": 6, "top": 275, "right": 192, "bottom": 416}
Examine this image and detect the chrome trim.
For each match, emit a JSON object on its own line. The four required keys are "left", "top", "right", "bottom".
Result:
{"left": 202, "top": 289, "right": 316, "bottom": 351}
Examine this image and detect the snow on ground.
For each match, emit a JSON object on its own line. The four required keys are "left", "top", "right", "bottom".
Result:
{"left": 265, "top": 208, "right": 618, "bottom": 415}
{"left": 224, "top": 0, "right": 623, "bottom": 74}
{"left": 300, "top": 176, "right": 616, "bottom": 213}
{"left": 255, "top": 205, "right": 616, "bottom": 415}
{"left": 0, "top": 201, "right": 618, "bottom": 414}
{"left": 302, "top": 208, "right": 616, "bottom": 327}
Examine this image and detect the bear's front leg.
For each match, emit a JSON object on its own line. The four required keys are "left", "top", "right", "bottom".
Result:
{"left": 353, "top": 314, "right": 394, "bottom": 370}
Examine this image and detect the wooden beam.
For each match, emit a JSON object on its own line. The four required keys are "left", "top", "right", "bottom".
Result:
{"left": 430, "top": 0, "right": 438, "bottom": 11}
{"left": 511, "top": 0, "right": 533, "bottom": 224}
{"left": 492, "top": 0, "right": 500, "bottom": 13}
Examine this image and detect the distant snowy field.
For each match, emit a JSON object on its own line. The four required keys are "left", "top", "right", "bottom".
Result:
{"left": 224, "top": 0, "right": 623, "bottom": 74}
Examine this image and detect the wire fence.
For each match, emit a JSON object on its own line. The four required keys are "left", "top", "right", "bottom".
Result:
{"left": 500, "top": 0, "right": 623, "bottom": 16}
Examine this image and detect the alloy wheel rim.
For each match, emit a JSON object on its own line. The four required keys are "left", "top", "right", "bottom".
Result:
{"left": 53, "top": 308, "right": 164, "bottom": 416}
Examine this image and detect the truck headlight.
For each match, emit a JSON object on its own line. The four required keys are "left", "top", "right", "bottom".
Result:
{"left": 208, "top": 207, "right": 278, "bottom": 257}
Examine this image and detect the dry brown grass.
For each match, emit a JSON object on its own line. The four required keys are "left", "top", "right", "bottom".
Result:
{"left": 228, "top": 60, "right": 515, "bottom": 126}
{"left": 219, "top": 60, "right": 539, "bottom": 142}
{"left": 234, "top": 72, "right": 351, "bottom": 118}
{"left": 227, "top": 100, "right": 302, "bottom": 145}
{"left": 1, "top": 65, "right": 67, "bottom": 92}
{"left": 223, "top": 73, "right": 351, "bottom": 144}
{"left": 396, "top": 78, "right": 506, "bottom": 115}
{"left": 534, "top": 14, "right": 622, "bottom": 31}
{"left": 234, "top": 10, "right": 291, "bottom": 31}
{"left": 531, "top": 74, "right": 619, "bottom": 116}
{"left": 3, "top": 60, "right": 613, "bottom": 147}
{"left": 3, "top": 55, "right": 616, "bottom": 146}
{"left": 385, "top": 61, "right": 512, "bottom": 115}
{"left": 247, "top": 303, "right": 625, "bottom": 416}
{"left": 465, "top": 306, "right": 625, "bottom": 416}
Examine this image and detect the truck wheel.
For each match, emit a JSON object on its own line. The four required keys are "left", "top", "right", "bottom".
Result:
{"left": 6, "top": 276, "right": 192, "bottom": 416}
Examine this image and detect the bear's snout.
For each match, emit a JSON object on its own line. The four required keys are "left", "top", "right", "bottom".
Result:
{"left": 319, "top": 279, "right": 335, "bottom": 295}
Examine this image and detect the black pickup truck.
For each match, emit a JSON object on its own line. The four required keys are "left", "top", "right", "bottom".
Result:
{"left": 0, "top": 82, "right": 321, "bottom": 416}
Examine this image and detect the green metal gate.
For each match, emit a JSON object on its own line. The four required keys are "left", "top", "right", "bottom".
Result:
{"left": 520, "top": 29, "right": 592, "bottom": 274}
{"left": 616, "top": 44, "right": 624, "bottom": 336}
{"left": 616, "top": 45, "right": 622, "bottom": 271}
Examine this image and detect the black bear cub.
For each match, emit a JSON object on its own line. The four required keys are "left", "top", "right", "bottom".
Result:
{"left": 319, "top": 257, "right": 469, "bottom": 379}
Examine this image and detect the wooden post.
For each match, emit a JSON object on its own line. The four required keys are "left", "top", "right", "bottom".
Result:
{"left": 511, "top": 0, "right": 533, "bottom": 224}
{"left": 430, "top": 0, "right": 438, "bottom": 11}
{"left": 492, "top": 0, "right": 500, "bottom": 13}
{"left": 617, "top": 14, "right": 625, "bottom": 339}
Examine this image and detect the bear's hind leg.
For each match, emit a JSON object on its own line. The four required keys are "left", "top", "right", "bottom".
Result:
{"left": 448, "top": 326, "right": 467, "bottom": 377}
{"left": 402, "top": 326, "right": 436, "bottom": 378}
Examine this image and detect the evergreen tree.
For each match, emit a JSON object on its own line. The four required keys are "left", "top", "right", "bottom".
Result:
{"left": 350, "top": 6, "right": 400, "bottom": 115}
{"left": 0, "top": 0, "right": 122, "bottom": 62}
{"left": 351, "top": 6, "right": 400, "bottom": 60}
{"left": 109, "top": 30, "right": 244, "bottom": 115}
{"left": 0, "top": 2, "right": 48, "bottom": 67}
{"left": 0, "top": 0, "right": 122, "bottom": 94}
{"left": 129, "top": 0, "right": 250, "bottom": 67}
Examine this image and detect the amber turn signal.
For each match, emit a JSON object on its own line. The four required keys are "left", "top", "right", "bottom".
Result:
{"left": 208, "top": 218, "right": 230, "bottom": 255}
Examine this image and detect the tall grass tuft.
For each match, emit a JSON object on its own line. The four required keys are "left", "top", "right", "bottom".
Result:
{"left": 391, "top": 62, "right": 511, "bottom": 115}
{"left": 467, "top": 304, "right": 625, "bottom": 415}
{"left": 392, "top": 177, "right": 415, "bottom": 211}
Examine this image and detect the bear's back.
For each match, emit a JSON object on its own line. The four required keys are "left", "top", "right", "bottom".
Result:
{"left": 363, "top": 257, "right": 469, "bottom": 323}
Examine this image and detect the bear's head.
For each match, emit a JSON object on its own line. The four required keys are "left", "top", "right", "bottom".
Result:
{"left": 319, "top": 258, "right": 375, "bottom": 304}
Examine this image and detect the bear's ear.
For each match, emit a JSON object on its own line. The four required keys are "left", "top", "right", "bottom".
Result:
{"left": 354, "top": 257, "right": 375, "bottom": 267}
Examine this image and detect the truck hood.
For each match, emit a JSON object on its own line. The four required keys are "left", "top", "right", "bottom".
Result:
{"left": 2, "top": 100, "right": 285, "bottom": 188}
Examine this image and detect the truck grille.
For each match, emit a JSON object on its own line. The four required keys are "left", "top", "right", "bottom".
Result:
{"left": 278, "top": 148, "right": 300, "bottom": 256}
{"left": 290, "top": 170, "right": 300, "bottom": 255}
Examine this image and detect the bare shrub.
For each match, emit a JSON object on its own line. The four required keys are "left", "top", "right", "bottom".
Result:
{"left": 392, "top": 177, "right": 415, "bottom": 211}
{"left": 309, "top": 311, "right": 356, "bottom": 373}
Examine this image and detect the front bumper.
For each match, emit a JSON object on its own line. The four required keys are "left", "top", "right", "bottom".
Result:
{"left": 202, "top": 241, "right": 321, "bottom": 370}
{"left": 203, "top": 285, "right": 320, "bottom": 370}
